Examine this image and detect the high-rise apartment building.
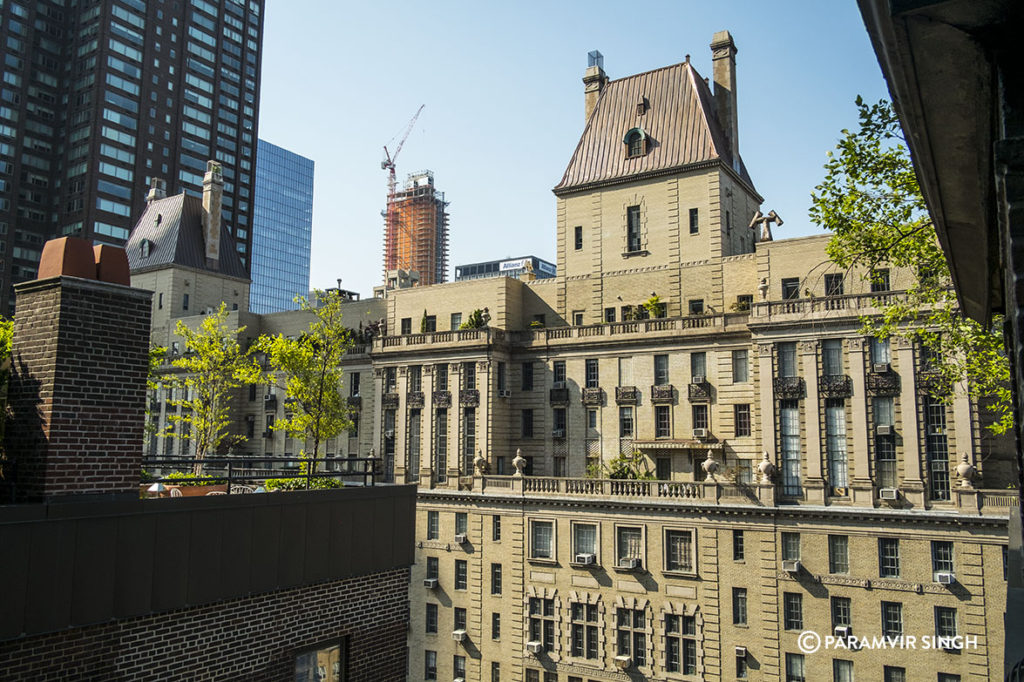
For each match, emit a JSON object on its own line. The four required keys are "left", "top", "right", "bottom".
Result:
{"left": 383, "top": 170, "right": 449, "bottom": 287}
{"left": 250, "top": 138, "right": 314, "bottom": 314}
{"left": 0, "top": 0, "right": 264, "bottom": 314}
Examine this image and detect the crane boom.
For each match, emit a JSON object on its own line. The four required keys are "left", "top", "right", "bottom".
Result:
{"left": 382, "top": 104, "right": 425, "bottom": 197}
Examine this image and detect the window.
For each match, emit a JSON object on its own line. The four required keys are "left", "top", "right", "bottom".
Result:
{"left": 735, "top": 293, "right": 753, "bottom": 311}
{"left": 522, "top": 409, "right": 534, "bottom": 438}
{"left": 656, "top": 457, "right": 670, "bottom": 480}
{"left": 463, "top": 362, "right": 476, "bottom": 389}
{"left": 453, "top": 607, "right": 466, "bottom": 632}
{"left": 692, "top": 404, "right": 708, "bottom": 431}
{"left": 875, "top": 396, "right": 897, "bottom": 487}
{"left": 732, "top": 349, "right": 749, "bottom": 382}
{"left": 528, "top": 597, "right": 556, "bottom": 651}
{"left": 733, "top": 530, "right": 745, "bottom": 561}
{"left": 883, "top": 666, "right": 906, "bottom": 682}
{"left": 572, "top": 522, "right": 597, "bottom": 558}
{"left": 570, "top": 602, "right": 599, "bottom": 658}
{"left": 737, "top": 652, "right": 749, "bottom": 679}
{"left": 825, "top": 273, "right": 844, "bottom": 296}
{"left": 400, "top": 317, "right": 411, "bottom": 335}
{"left": 655, "top": 405, "right": 671, "bottom": 438}
{"left": 522, "top": 362, "right": 534, "bottom": 391}
{"left": 654, "top": 355, "right": 669, "bottom": 385}
{"left": 491, "top": 563, "right": 502, "bottom": 595}
{"left": 616, "top": 526, "right": 643, "bottom": 567}
{"left": 881, "top": 601, "right": 903, "bottom": 638}
{"left": 627, "top": 205, "right": 642, "bottom": 252}
{"left": 782, "top": 277, "right": 800, "bottom": 299}
{"left": 427, "top": 511, "right": 439, "bottom": 540}
{"left": 780, "top": 399, "right": 801, "bottom": 496}
{"left": 871, "top": 268, "right": 891, "bottom": 292}
{"left": 530, "top": 520, "right": 554, "bottom": 560}
{"left": 932, "top": 541, "right": 954, "bottom": 579}
{"left": 689, "top": 207, "right": 699, "bottom": 234}
{"left": 831, "top": 596, "right": 851, "bottom": 629}
{"left": 424, "top": 651, "right": 437, "bottom": 680}
{"left": 425, "top": 556, "right": 438, "bottom": 580}
{"left": 626, "top": 129, "right": 645, "bottom": 157}
{"left": 492, "top": 612, "right": 500, "bottom": 639}
{"left": 822, "top": 339, "right": 843, "bottom": 376}
{"left": 426, "top": 603, "right": 438, "bottom": 633}
{"left": 604, "top": 307, "right": 616, "bottom": 323}
{"left": 785, "top": 653, "right": 805, "bottom": 682}
{"left": 688, "top": 299, "right": 704, "bottom": 315}
{"left": 828, "top": 535, "right": 849, "bottom": 574}
{"left": 616, "top": 608, "right": 647, "bottom": 666}
{"left": 782, "top": 532, "right": 801, "bottom": 561}
{"left": 553, "top": 408, "right": 567, "bottom": 437}
{"left": 826, "top": 399, "right": 848, "bottom": 491}
{"left": 492, "top": 515, "right": 501, "bottom": 541}
{"left": 294, "top": 641, "right": 343, "bottom": 682}
{"left": 937, "top": 674, "right": 961, "bottom": 682}
{"left": 870, "top": 337, "right": 891, "bottom": 365}
{"left": 574, "top": 225, "right": 583, "bottom": 250}
{"left": 935, "top": 607, "right": 957, "bottom": 638}
{"left": 350, "top": 372, "right": 361, "bottom": 397}
{"left": 450, "top": 312, "right": 462, "bottom": 330}
{"left": 453, "top": 655, "right": 465, "bottom": 679}
{"left": 573, "top": 311, "right": 584, "bottom": 325}
{"left": 454, "top": 512, "right": 467, "bottom": 536}
{"left": 454, "top": 559, "right": 467, "bottom": 589}
{"left": 665, "top": 614, "right": 696, "bottom": 674}
{"left": 664, "top": 529, "right": 694, "bottom": 573}
{"left": 734, "top": 404, "right": 751, "bottom": 437}
{"left": 833, "top": 659, "right": 854, "bottom": 682}
{"left": 619, "top": 407, "right": 634, "bottom": 438}
{"left": 526, "top": 672, "right": 539, "bottom": 682}
{"left": 783, "top": 593, "right": 803, "bottom": 630}
{"left": 183, "top": 293, "right": 190, "bottom": 311}
{"left": 409, "top": 365, "right": 422, "bottom": 393}
{"left": 553, "top": 360, "right": 566, "bottom": 384}
{"left": 777, "top": 342, "right": 797, "bottom": 377}
{"left": 733, "top": 587, "right": 748, "bottom": 625}
{"left": 690, "top": 352, "right": 706, "bottom": 379}
{"left": 879, "top": 537, "right": 900, "bottom": 578}
{"left": 925, "top": 396, "right": 951, "bottom": 500}
{"left": 585, "top": 358, "right": 599, "bottom": 388}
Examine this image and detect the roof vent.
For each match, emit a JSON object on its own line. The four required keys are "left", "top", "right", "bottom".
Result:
{"left": 637, "top": 96, "right": 647, "bottom": 116}
{"left": 155, "top": 213, "right": 162, "bottom": 225}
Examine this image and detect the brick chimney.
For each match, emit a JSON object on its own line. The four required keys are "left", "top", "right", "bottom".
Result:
{"left": 4, "top": 237, "right": 151, "bottom": 502}
{"left": 583, "top": 50, "right": 608, "bottom": 122}
{"left": 710, "top": 30, "right": 740, "bottom": 171}
{"left": 202, "top": 160, "right": 223, "bottom": 270}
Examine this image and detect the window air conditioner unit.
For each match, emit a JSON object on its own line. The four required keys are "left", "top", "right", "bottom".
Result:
{"left": 498, "top": 389, "right": 512, "bottom": 398}
{"left": 693, "top": 428, "right": 708, "bottom": 439}
{"left": 735, "top": 646, "right": 747, "bottom": 657}
{"left": 872, "top": 362, "right": 891, "bottom": 373}
{"left": 575, "top": 553, "right": 596, "bottom": 565}
{"left": 876, "top": 424, "right": 894, "bottom": 436}
{"left": 454, "top": 678, "right": 465, "bottom": 682}
{"left": 553, "top": 381, "right": 566, "bottom": 389}
{"left": 525, "top": 641, "right": 543, "bottom": 655}
{"left": 691, "top": 375, "right": 705, "bottom": 384}
{"left": 613, "top": 655, "right": 632, "bottom": 669}
{"left": 264, "top": 394, "right": 274, "bottom": 401}
{"left": 936, "top": 572, "right": 956, "bottom": 585}
{"left": 451, "top": 629, "right": 467, "bottom": 642}
{"left": 782, "top": 559, "right": 802, "bottom": 573}
{"left": 552, "top": 429, "right": 565, "bottom": 438}
{"left": 384, "top": 430, "right": 394, "bottom": 438}
{"left": 619, "top": 557, "right": 642, "bottom": 570}
{"left": 423, "top": 578, "right": 438, "bottom": 589}
{"left": 834, "top": 626, "right": 851, "bottom": 638}
{"left": 879, "top": 488, "right": 899, "bottom": 501}
{"left": 454, "top": 533, "right": 467, "bottom": 544}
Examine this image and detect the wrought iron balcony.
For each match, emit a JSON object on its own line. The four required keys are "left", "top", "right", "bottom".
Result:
{"left": 915, "top": 370, "right": 947, "bottom": 395}
{"left": 381, "top": 392, "right": 400, "bottom": 408}
{"left": 460, "top": 389, "right": 479, "bottom": 407}
{"left": 773, "top": 377, "right": 805, "bottom": 399}
{"left": 263, "top": 395, "right": 278, "bottom": 411}
{"left": 651, "top": 384, "right": 675, "bottom": 404}
{"left": 347, "top": 395, "right": 362, "bottom": 409}
{"left": 407, "top": 391, "right": 424, "bottom": 408}
{"left": 687, "top": 381, "right": 712, "bottom": 402}
{"left": 283, "top": 397, "right": 297, "bottom": 415}
{"left": 582, "top": 387, "right": 605, "bottom": 406}
{"left": 615, "top": 386, "right": 640, "bottom": 404}
{"left": 866, "top": 370, "right": 901, "bottom": 396}
{"left": 432, "top": 390, "right": 451, "bottom": 408}
{"left": 549, "top": 387, "right": 570, "bottom": 404}
{"left": 818, "top": 374, "right": 853, "bottom": 398}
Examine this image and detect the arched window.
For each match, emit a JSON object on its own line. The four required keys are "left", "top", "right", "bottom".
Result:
{"left": 624, "top": 128, "right": 647, "bottom": 158}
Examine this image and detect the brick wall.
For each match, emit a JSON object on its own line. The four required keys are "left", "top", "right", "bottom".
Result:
{"left": 0, "top": 567, "right": 410, "bottom": 681}
{"left": 6, "top": 277, "right": 151, "bottom": 500}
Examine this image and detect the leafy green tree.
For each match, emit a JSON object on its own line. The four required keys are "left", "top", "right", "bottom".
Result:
{"left": 259, "top": 290, "right": 354, "bottom": 469}
{"left": 144, "top": 345, "right": 166, "bottom": 441}
{"left": 161, "top": 303, "right": 263, "bottom": 473}
{"left": 459, "top": 309, "right": 486, "bottom": 330}
{"left": 810, "top": 97, "right": 1011, "bottom": 433}
{"left": 587, "top": 450, "right": 655, "bottom": 480}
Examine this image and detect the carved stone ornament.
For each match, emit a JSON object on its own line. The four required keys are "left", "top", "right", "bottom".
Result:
{"left": 757, "top": 343, "right": 774, "bottom": 357}
{"left": 956, "top": 453, "right": 976, "bottom": 489}
{"left": 798, "top": 340, "right": 817, "bottom": 354}
{"left": 758, "top": 452, "right": 776, "bottom": 484}
{"left": 397, "top": 366, "right": 407, "bottom": 377}
{"left": 512, "top": 448, "right": 527, "bottom": 478}
{"left": 473, "top": 450, "right": 489, "bottom": 476}
{"left": 846, "top": 337, "right": 865, "bottom": 352}
{"left": 702, "top": 449, "right": 719, "bottom": 482}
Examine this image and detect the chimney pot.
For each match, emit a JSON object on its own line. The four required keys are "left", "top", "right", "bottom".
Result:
{"left": 583, "top": 50, "right": 608, "bottom": 123}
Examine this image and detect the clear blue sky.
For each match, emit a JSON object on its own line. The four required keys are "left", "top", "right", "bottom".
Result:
{"left": 257, "top": 1, "right": 890, "bottom": 296}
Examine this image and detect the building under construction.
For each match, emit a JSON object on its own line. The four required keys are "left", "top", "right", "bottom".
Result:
{"left": 383, "top": 171, "right": 449, "bottom": 287}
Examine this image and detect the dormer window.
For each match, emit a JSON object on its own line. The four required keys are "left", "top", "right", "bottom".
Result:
{"left": 624, "top": 127, "right": 648, "bottom": 158}
{"left": 140, "top": 239, "right": 152, "bottom": 258}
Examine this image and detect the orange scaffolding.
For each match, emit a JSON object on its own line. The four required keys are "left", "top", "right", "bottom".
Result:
{"left": 383, "top": 171, "right": 449, "bottom": 286}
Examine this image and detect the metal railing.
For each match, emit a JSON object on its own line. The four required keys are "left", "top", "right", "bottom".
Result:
{"left": 141, "top": 456, "right": 381, "bottom": 492}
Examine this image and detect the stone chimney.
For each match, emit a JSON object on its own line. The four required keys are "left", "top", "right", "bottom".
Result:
{"left": 5, "top": 237, "right": 151, "bottom": 502}
{"left": 202, "top": 160, "right": 223, "bottom": 269}
{"left": 583, "top": 50, "right": 608, "bottom": 122}
{"left": 710, "top": 30, "right": 740, "bottom": 171}
{"left": 146, "top": 177, "right": 167, "bottom": 204}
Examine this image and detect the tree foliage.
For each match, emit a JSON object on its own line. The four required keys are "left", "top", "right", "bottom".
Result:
{"left": 161, "top": 303, "right": 263, "bottom": 473}
{"left": 810, "top": 97, "right": 1011, "bottom": 433}
{"left": 587, "top": 450, "right": 655, "bottom": 480}
{"left": 259, "top": 290, "right": 354, "bottom": 467}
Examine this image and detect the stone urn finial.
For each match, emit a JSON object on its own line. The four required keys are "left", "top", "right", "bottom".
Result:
{"left": 512, "top": 448, "right": 527, "bottom": 477}
{"left": 702, "top": 449, "right": 720, "bottom": 482}
{"left": 473, "top": 449, "right": 489, "bottom": 476}
{"left": 956, "top": 453, "right": 976, "bottom": 489}
{"left": 758, "top": 451, "right": 776, "bottom": 485}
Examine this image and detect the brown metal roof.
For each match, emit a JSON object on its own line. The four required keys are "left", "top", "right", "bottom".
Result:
{"left": 554, "top": 61, "right": 754, "bottom": 195}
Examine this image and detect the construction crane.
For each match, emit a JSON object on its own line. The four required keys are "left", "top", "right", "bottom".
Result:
{"left": 381, "top": 104, "right": 425, "bottom": 199}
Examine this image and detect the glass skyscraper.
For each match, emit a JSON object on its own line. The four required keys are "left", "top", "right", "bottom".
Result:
{"left": 249, "top": 139, "right": 313, "bottom": 314}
